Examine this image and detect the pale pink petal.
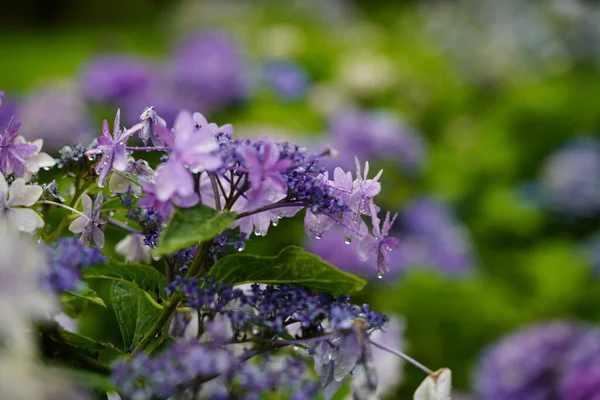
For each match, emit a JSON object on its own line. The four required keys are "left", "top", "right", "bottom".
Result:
{"left": 68, "top": 216, "right": 89, "bottom": 233}
{"left": 7, "top": 208, "right": 44, "bottom": 233}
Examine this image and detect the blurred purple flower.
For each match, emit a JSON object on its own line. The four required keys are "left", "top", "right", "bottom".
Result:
{"left": 325, "top": 109, "right": 426, "bottom": 175}
{"left": 394, "top": 197, "right": 474, "bottom": 275}
{"left": 474, "top": 321, "right": 579, "bottom": 400}
{"left": 80, "top": 55, "right": 153, "bottom": 103}
{"left": 17, "top": 83, "right": 91, "bottom": 151}
{"left": 264, "top": 60, "right": 310, "bottom": 100}
{"left": 539, "top": 138, "right": 600, "bottom": 217}
{"left": 560, "top": 366, "right": 600, "bottom": 400}
{"left": 169, "top": 31, "right": 248, "bottom": 111}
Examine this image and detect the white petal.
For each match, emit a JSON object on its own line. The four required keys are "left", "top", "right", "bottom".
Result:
{"left": 92, "top": 226, "right": 105, "bottom": 248}
{"left": 7, "top": 208, "right": 44, "bottom": 233}
{"left": 68, "top": 216, "right": 89, "bottom": 233}
{"left": 0, "top": 173, "right": 7, "bottom": 197}
{"left": 26, "top": 152, "right": 55, "bottom": 174}
{"left": 7, "top": 179, "right": 43, "bottom": 207}
{"left": 81, "top": 194, "right": 93, "bottom": 216}
{"left": 414, "top": 369, "right": 452, "bottom": 400}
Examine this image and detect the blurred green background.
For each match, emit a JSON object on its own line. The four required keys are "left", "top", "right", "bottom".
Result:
{"left": 4, "top": 0, "right": 600, "bottom": 398}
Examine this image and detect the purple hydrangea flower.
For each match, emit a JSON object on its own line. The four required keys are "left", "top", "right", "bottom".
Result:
{"left": 358, "top": 210, "right": 400, "bottom": 276}
{"left": 474, "top": 321, "right": 579, "bottom": 400}
{"left": 17, "top": 83, "right": 91, "bottom": 151}
{"left": 539, "top": 138, "right": 600, "bottom": 217}
{"left": 138, "top": 106, "right": 166, "bottom": 146}
{"left": 324, "top": 109, "right": 426, "bottom": 175}
{"left": 153, "top": 110, "right": 222, "bottom": 203}
{"left": 169, "top": 31, "right": 248, "bottom": 112}
{"left": 44, "top": 238, "right": 107, "bottom": 294}
{"left": 240, "top": 141, "right": 292, "bottom": 194}
{"left": 68, "top": 193, "right": 106, "bottom": 248}
{"left": 263, "top": 60, "right": 310, "bottom": 101}
{"left": 560, "top": 366, "right": 600, "bottom": 400}
{"left": 0, "top": 118, "right": 37, "bottom": 176}
{"left": 394, "top": 197, "right": 474, "bottom": 275}
{"left": 86, "top": 110, "right": 138, "bottom": 187}
{"left": 80, "top": 55, "right": 152, "bottom": 103}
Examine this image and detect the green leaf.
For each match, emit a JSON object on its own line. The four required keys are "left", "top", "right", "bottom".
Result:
{"left": 152, "top": 204, "right": 237, "bottom": 256}
{"left": 65, "top": 287, "right": 106, "bottom": 308}
{"left": 68, "top": 370, "right": 117, "bottom": 394}
{"left": 208, "top": 246, "right": 367, "bottom": 294}
{"left": 111, "top": 281, "right": 161, "bottom": 349}
{"left": 82, "top": 262, "right": 165, "bottom": 294}
{"left": 60, "top": 292, "right": 89, "bottom": 318}
{"left": 58, "top": 329, "right": 121, "bottom": 357}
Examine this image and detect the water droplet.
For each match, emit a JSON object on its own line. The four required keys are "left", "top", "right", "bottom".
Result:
{"left": 292, "top": 346, "right": 300, "bottom": 351}
{"left": 42, "top": 166, "right": 51, "bottom": 171}
{"left": 108, "top": 211, "right": 115, "bottom": 217}
{"left": 254, "top": 228, "right": 262, "bottom": 237}
{"left": 272, "top": 220, "right": 278, "bottom": 227}
{"left": 315, "top": 234, "right": 322, "bottom": 240}
{"left": 237, "top": 243, "right": 245, "bottom": 252}
{"left": 86, "top": 154, "right": 94, "bottom": 161}
{"left": 153, "top": 255, "right": 161, "bottom": 261}
{"left": 277, "top": 214, "right": 283, "bottom": 220}
{"left": 252, "top": 327, "right": 260, "bottom": 335}
{"left": 377, "top": 272, "right": 383, "bottom": 279}
{"left": 344, "top": 236, "right": 351, "bottom": 245}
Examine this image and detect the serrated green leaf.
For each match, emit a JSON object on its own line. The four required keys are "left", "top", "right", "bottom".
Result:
{"left": 152, "top": 204, "right": 237, "bottom": 256}
{"left": 111, "top": 281, "right": 161, "bottom": 349}
{"left": 58, "top": 329, "right": 121, "bottom": 357}
{"left": 82, "top": 262, "right": 165, "bottom": 294}
{"left": 65, "top": 287, "right": 106, "bottom": 308}
{"left": 208, "top": 246, "right": 367, "bottom": 294}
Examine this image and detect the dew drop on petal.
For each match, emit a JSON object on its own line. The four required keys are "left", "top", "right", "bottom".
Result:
{"left": 272, "top": 220, "right": 278, "bottom": 227}
{"left": 252, "top": 327, "right": 260, "bottom": 335}
{"left": 377, "top": 272, "right": 383, "bottom": 279}
{"left": 315, "top": 234, "right": 322, "bottom": 240}
{"left": 237, "top": 242, "right": 245, "bottom": 252}
{"left": 344, "top": 236, "right": 351, "bottom": 245}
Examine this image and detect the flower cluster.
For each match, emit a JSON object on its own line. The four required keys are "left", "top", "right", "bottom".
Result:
{"left": 43, "top": 238, "right": 107, "bottom": 294}
{"left": 79, "top": 106, "right": 399, "bottom": 274}
{"left": 475, "top": 321, "right": 600, "bottom": 400}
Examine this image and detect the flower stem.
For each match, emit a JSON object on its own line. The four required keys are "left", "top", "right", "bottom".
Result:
{"left": 47, "top": 179, "right": 92, "bottom": 241}
{"left": 369, "top": 339, "right": 433, "bottom": 375}
{"left": 235, "top": 201, "right": 304, "bottom": 219}
{"left": 106, "top": 218, "right": 141, "bottom": 235}
{"left": 125, "top": 146, "right": 170, "bottom": 151}
{"left": 127, "top": 240, "right": 214, "bottom": 359}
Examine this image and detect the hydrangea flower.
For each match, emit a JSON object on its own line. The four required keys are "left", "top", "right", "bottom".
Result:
{"left": 109, "top": 159, "right": 154, "bottom": 197}
{"left": 86, "top": 110, "right": 140, "bottom": 187}
{"left": 474, "top": 321, "right": 579, "bottom": 400}
{"left": 0, "top": 173, "right": 44, "bottom": 234}
{"left": 153, "top": 110, "right": 222, "bottom": 203}
{"left": 0, "top": 118, "right": 38, "bottom": 176}
{"left": 539, "top": 138, "right": 600, "bottom": 217}
{"left": 138, "top": 106, "right": 166, "bottom": 146}
{"left": 324, "top": 109, "right": 426, "bottom": 175}
{"left": 169, "top": 31, "right": 248, "bottom": 111}
{"left": 68, "top": 193, "right": 106, "bottom": 248}
{"left": 240, "top": 141, "right": 292, "bottom": 194}
{"left": 358, "top": 210, "right": 400, "bottom": 276}
{"left": 80, "top": 55, "right": 152, "bottom": 103}
{"left": 115, "top": 233, "right": 152, "bottom": 264}
{"left": 414, "top": 369, "right": 452, "bottom": 400}
{"left": 44, "top": 238, "right": 107, "bottom": 294}
{"left": 394, "top": 198, "right": 474, "bottom": 275}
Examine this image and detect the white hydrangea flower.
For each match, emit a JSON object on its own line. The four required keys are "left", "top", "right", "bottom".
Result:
{"left": 22, "top": 138, "right": 56, "bottom": 181}
{"left": 414, "top": 369, "right": 452, "bottom": 400}
{"left": 115, "top": 233, "right": 152, "bottom": 264}
{"left": 0, "top": 173, "right": 44, "bottom": 234}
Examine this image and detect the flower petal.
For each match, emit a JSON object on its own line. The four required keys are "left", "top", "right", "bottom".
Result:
{"left": 7, "top": 179, "right": 43, "bottom": 207}
{"left": 7, "top": 208, "right": 44, "bottom": 233}
{"left": 414, "top": 369, "right": 452, "bottom": 400}
{"left": 68, "top": 216, "right": 89, "bottom": 233}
